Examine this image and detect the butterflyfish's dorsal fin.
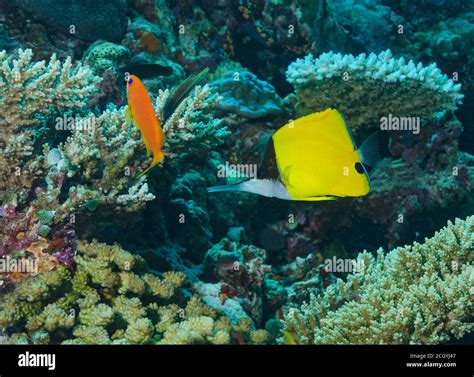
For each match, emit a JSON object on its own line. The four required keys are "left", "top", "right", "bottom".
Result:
{"left": 162, "top": 68, "right": 209, "bottom": 124}
{"left": 274, "top": 109, "right": 357, "bottom": 154}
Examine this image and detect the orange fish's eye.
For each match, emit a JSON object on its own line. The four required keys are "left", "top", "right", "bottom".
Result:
{"left": 128, "top": 78, "right": 133, "bottom": 85}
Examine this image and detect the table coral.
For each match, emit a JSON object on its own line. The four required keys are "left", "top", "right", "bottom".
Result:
{"left": 281, "top": 216, "right": 474, "bottom": 344}
{"left": 286, "top": 49, "right": 464, "bottom": 132}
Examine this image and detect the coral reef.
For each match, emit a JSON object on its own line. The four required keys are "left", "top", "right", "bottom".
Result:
{"left": 201, "top": 237, "right": 272, "bottom": 326}
{"left": 281, "top": 216, "right": 474, "bottom": 344}
{"left": 13, "top": 0, "right": 128, "bottom": 42}
{"left": 0, "top": 0, "right": 472, "bottom": 348}
{"left": 156, "top": 83, "right": 229, "bottom": 159}
{"left": 210, "top": 70, "right": 284, "bottom": 119}
{"left": 0, "top": 48, "right": 99, "bottom": 206}
{"left": 0, "top": 240, "right": 269, "bottom": 345}
{"left": 334, "top": 0, "right": 405, "bottom": 53}
{"left": 83, "top": 41, "right": 130, "bottom": 75}
{"left": 286, "top": 49, "right": 464, "bottom": 132}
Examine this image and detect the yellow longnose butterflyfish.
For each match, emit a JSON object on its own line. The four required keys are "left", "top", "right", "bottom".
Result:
{"left": 207, "top": 108, "right": 380, "bottom": 201}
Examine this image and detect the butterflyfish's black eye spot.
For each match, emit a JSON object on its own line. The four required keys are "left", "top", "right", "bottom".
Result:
{"left": 354, "top": 162, "right": 365, "bottom": 174}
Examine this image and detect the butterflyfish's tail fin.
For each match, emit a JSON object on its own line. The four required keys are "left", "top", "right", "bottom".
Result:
{"left": 358, "top": 131, "right": 381, "bottom": 167}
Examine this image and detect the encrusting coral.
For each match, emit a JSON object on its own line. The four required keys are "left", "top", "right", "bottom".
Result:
{"left": 286, "top": 49, "right": 464, "bottom": 132}
{"left": 209, "top": 70, "right": 284, "bottom": 120}
{"left": 0, "top": 240, "right": 270, "bottom": 345}
{"left": 281, "top": 216, "right": 474, "bottom": 344}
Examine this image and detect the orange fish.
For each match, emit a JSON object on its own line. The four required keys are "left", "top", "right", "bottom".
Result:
{"left": 126, "top": 74, "right": 165, "bottom": 177}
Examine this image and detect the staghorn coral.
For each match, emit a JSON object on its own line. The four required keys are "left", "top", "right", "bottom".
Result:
{"left": 281, "top": 216, "right": 474, "bottom": 344}
{"left": 0, "top": 240, "right": 269, "bottom": 345}
{"left": 286, "top": 49, "right": 464, "bottom": 132}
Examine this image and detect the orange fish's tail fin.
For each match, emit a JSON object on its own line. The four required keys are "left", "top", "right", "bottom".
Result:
{"left": 136, "top": 151, "right": 164, "bottom": 178}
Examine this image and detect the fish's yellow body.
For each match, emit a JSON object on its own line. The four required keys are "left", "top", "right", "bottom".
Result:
{"left": 207, "top": 108, "right": 378, "bottom": 201}
{"left": 272, "top": 109, "right": 370, "bottom": 201}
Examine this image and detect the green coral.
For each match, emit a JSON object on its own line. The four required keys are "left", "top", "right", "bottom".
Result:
{"left": 281, "top": 216, "right": 474, "bottom": 344}
{"left": 0, "top": 240, "right": 269, "bottom": 345}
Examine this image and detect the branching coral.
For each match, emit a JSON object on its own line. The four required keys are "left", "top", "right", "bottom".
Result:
{"left": 0, "top": 48, "right": 98, "bottom": 129}
{"left": 0, "top": 240, "right": 269, "bottom": 345}
{"left": 286, "top": 49, "right": 464, "bottom": 131}
{"left": 0, "top": 48, "right": 99, "bottom": 205}
{"left": 57, "top": 107, "right": 155, "bottom": 214}
{"left": 155, "top": 84, "right": 230, "bottom": 159}
{"left": 281, "top": 216, "right": 474, "bottom": 344}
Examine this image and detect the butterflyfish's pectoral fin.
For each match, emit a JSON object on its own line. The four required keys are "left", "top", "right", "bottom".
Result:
{"left": 280, "top": 165, "right": 295, "bottom": 189}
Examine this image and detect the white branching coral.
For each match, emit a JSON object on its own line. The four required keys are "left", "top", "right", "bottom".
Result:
{"left": 0, "top": 49, "right": 99, "bottom": 206}
{"left": 0, "top": 48, "right": 99, "bottom": 129}
{"left": 282, "top": 216, "right": 474, "bottom": 344}
{"left": 56, "top": 106, "right": 155, "bottom": 215}
{"left": 286, "top": 49, "right": 464, "bottom": 131}
{"left": 155, "top": 84, "right": 230, "bottom": 159}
